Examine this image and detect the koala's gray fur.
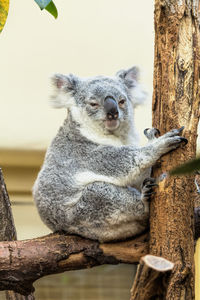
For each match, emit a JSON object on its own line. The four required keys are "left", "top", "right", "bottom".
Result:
{"left": 33, "top": 66, "right": 187, "bottom": 242}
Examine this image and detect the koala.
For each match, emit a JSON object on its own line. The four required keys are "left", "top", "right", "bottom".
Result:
{"left": 33, "top": 66, "right": 187, "bottom": 242}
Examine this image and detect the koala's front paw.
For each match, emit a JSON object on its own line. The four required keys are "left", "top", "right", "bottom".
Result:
{"left": 158, "top": 126, "right": 188, "bottom": 153}
{"left": 144, "top": 128, "right": 160, "bottom": 140}
{"left": 141, "top": 178, "right": 158, "bottom": 202}
{"left": 163, "top": 126, "right": 185, "bottom": 138}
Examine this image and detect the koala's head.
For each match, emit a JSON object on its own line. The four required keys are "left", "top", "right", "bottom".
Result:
{"left": 51, "top": 67, "right": 147, "bottom": 135}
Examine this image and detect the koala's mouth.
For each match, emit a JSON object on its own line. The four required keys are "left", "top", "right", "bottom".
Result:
{"left": 104, "top": 119, "right": 120, "bottom": 131}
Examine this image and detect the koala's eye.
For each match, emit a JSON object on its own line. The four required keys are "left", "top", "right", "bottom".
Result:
{"left": 89, "top": 102, "right": 99, "bottom": 108}
{"left": 119, "top": 99, "right": 126, "bottom": 106}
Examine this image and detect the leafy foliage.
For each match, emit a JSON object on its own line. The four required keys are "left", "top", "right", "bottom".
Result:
{"left": 0, "top": 0, "right": 58, "bottom": 35}
{"left": 0, "top": 0, "right": 9, "bottom": 33}
{"left": 34, "top": 0, "right": 58, "bottom": 19}
{"left": 170, "top": 157, "right": 200, "bottom": 175}
{"left": 45, "top": 1, "right": 58, "bottom": 19}
{"left": 34, "top": 0, "right": 52, "bottom": 9}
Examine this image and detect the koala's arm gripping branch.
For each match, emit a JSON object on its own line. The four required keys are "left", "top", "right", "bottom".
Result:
{"left": 0, "top": 232, "right": 148, "bottom": 295}
{"left": 87, "top": 145, "right": 160, "bottom": 182}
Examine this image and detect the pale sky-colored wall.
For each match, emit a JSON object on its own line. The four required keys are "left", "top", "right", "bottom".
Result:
{"left": 0, "top": 0, "right": 154, "bottom": 150}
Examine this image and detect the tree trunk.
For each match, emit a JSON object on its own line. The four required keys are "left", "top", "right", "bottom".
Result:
{"left": 151, "top": 0, "right": 199, "bottom": 298}
{"left": 131, "top": 1, "right": 200, "bottom": 299}
{"left": 0, "top": 169, "right": 35, "bottom": 300}
{"left": 0, "top": 168, "right": 17, "bottom": 241}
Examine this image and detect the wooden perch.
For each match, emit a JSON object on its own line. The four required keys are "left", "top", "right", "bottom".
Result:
{"left": 130, "top": 255, "right": 174, "bottom": 300}
{"left": 0, "top": 232, "right": 148, "bottom": 295}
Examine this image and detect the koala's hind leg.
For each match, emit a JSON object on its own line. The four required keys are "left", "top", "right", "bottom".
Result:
{"left": 71, "top": 180, "right": 156, "bottom": 242}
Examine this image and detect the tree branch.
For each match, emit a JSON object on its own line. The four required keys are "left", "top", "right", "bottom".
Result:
{"left": 0, "top": 232, "right": 148, "bottom": 295}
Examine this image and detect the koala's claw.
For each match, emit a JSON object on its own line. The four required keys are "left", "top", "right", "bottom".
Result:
{"left": 142, "top": 178, "right": 157, "bottom": 201}
{"left": 167, "top": 136, "right": 188, "bottom": 149}
{"left": 157, "top": 126, "right": 187, "bottom": 153}
{"left": 156, "top": 128, "right": 161, "bottom": 135}
{"left": 179, "top": 137, "right": 188, "bottom": 145}
{"left": 144, "top": 191, "right": 156, "bottom": 198}
{"left": 142, "top": 177, "right": 156, "bottom": 186}
{"left": 179, "top": 126, "right": 184, "bottom": 132}
{"left": 165, "top": 126, "right": 185, "bottom": 137}
{"left": 144, "top": 128, "right": 160, "bottom": 140}
{"left": 143, "top": 128, "right": 150, "bottom": 135}
{"left": 145, "top": 183, "right": 159, "bottom": 188}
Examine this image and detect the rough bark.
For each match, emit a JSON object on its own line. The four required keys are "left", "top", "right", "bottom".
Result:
{"left": 150, "top": 0, "right": 199, "bottom": 299}
{"left": 131, "top": 1, "right": 200, "bottom": 299}
{"left": 0, "top": 168, "right": 17, "bottom": 241}
{"left": 130, "top": 255, "right": 174, "bottom": 300}
{"left": 0, "top": 169, "right": 35, "bottom": 300}
{"left": 0, "top": 232, "right": 148, "bottom": 295}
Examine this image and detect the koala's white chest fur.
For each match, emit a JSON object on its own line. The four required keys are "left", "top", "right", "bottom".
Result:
{"left": 71, "top": 106, "right": 138, "bottom": 147}
{"left": 75, "top": 167, "right": 150, "bottom": 191}
{"left": 71, "top": 107, "right": 122, "bottom": 146}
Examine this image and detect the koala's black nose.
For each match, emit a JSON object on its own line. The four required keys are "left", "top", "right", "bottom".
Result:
{"left": 104, "top": 97, "right": 119, "bottom": 120}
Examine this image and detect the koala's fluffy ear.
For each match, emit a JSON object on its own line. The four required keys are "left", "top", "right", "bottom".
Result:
{"left": 50, "top": 74, "right": 78, "bottom": 108}
{"left": 116, "top": 66, "right": 148, "bottom": 107}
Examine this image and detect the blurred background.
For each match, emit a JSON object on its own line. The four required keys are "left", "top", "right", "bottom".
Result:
{"left": 0, "top": 0, "right": 154, "bottom": 299}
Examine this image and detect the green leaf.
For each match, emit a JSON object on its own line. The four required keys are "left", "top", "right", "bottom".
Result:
{"left": 170, "top": 157, "right": 200, "bottom": 176}
{"left": 45, "top": 1, "right": 58, "bottom": 19}
{"left": 34, "top": 0, "right": 51, "bottom": 10}
{"left": 34, "top": 0, "right": 58, "bottom": 19}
